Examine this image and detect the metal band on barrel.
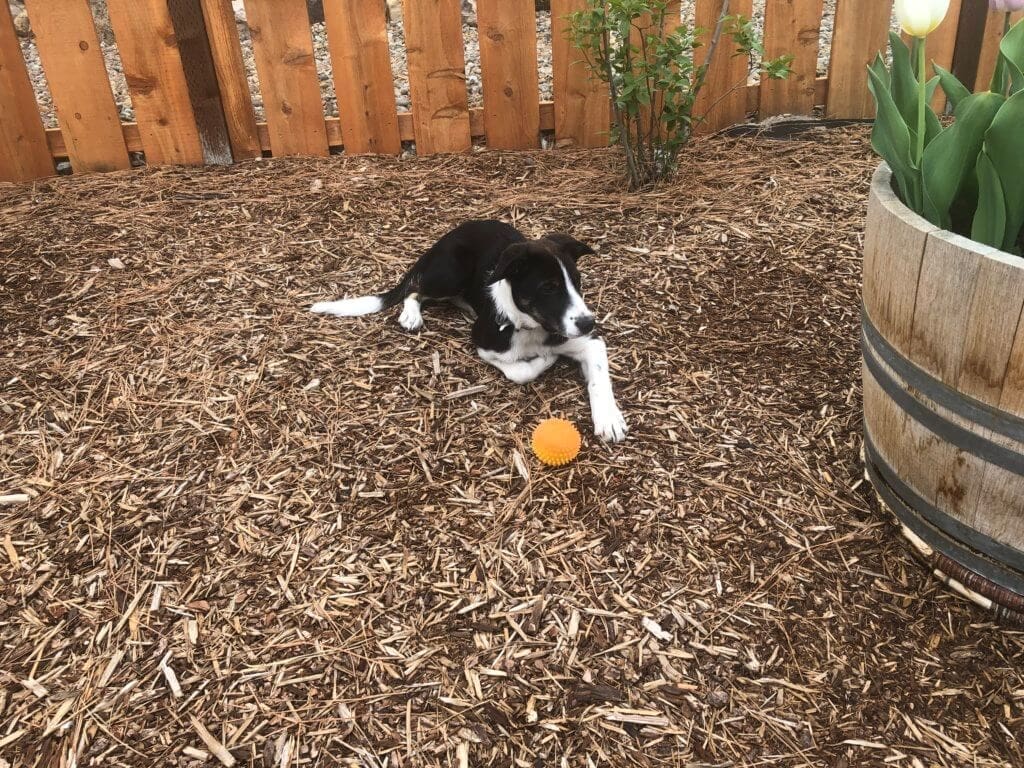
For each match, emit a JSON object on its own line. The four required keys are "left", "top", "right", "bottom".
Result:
{"left": 862, "top": 306, "right": 1024, "bottom": 446}
{"left": 864, "top": 432, "right": 1024, "bottom": 597}
{"left": 862, "top": 315, "right": 1024, "bottom": 478}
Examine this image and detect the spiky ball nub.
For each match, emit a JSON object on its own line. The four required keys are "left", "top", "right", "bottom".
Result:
{"left": 532, "top": 418, "right": 582, "bottom": 466}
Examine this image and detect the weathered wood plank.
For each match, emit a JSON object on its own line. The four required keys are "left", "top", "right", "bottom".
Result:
{"left": 827, "top": 0, "right": 893, "bottom": 118}
{"left": 550, "top": 0, "right": 609, "bottom": 148}
{"left": 897, "top": 231, "right": 981, "bottom": 534}
{"left": 243, "top": 0, "right": 329, "bottom": 156}
{"left": 168, "top": 0, "right": 233, "bottom": 164}
{"left": 0, "top": 3, "right": 54, "bottom": 181}
{"left": 760, "top": 0, "right": 823, "bottom": 117}
{"left": 24, "top": 0, "right": 129, "bottom": 173}
{"left": 323, "top": 0, "right": 401, "bottom": 154}
{"left": 402, "top": 0, "right": 471, "bottom": 154}
{"left": 862, "top": 166, "right": 935, "bottom": 356}
{"left": 41, "top": 78, "right": 834, "bottom": 163}
{"left": 476, "top": 0, "right": 539, "bottom": 149}
{"left": 945, "top": 246, "right": 1024, "bottom": 550}
{"left": 199, "top": 0, "right": 261, "bottom": 160}
{"left": 105, "top": 0, "right": 204, "bottom": 165}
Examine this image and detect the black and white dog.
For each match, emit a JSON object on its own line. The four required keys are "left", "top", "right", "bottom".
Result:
{"left": 310, "top": 220, "right": 627, "bottom": 442}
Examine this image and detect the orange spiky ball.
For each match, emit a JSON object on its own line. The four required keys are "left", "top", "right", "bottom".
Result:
{"left": 532, "top": 418, "right": 582, "bottom": 466}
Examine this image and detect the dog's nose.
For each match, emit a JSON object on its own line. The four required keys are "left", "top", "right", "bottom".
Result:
{"left": 575, "top": 316, "right": 596, "bottom": 335}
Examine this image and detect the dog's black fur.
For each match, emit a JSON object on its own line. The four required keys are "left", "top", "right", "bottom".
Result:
{"left": 372, "top": 220, "right": 595, "bottom": 348}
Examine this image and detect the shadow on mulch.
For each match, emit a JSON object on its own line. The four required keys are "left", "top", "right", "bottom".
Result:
{"left": 1, "top": 127, "right": 1021, "bottom": 767}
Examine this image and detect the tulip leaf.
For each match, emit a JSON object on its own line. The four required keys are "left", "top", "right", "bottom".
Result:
{"left": 921, "top": 92, "right": 1005, "bottom": 229}
{"left": 994, "top": 17, "right": 1024, "bottom": 95}
{"left": 933, "top": 63, "right": 970, "bottom": 110}
{"left": 972, "top": 151, "right": 1006, "bottom": 249}
{"left": 985, "top": 90, "right": 1024, "bottom": 252}
{"left": 868, "top": 61, "right": 921, "bottom": 211}
{"left": 889, "top": 32, "right": 920, "bottom": 128}
{"left": 869, "top": 53, "right": 890, "bottom": 91}
{"left": 925, "top": 82, "right": 942, "bottom": 146}
{"left": 991, "top": 51, "right": 1009, "bottom": 95}
{"left": 1001, "top": 17, "right": 1024, "bottom": 73}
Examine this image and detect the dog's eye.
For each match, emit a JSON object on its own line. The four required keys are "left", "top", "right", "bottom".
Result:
{"left": 540, "top": 281, "right": 560, "bottom": 295}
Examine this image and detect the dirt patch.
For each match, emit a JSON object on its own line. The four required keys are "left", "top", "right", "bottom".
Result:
{"left": 1, "top": 128, "right": 1022, "bottom": 766}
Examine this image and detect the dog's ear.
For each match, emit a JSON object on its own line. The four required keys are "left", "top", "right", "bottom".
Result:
{"left": 543, "top": 233, "right": 596, "bottom": 262}
{"left": 490, "top": 242, "right": 531, "bottom": 283}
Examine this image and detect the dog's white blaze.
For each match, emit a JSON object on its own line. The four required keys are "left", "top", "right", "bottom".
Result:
{"left": 310, "top": 295, "right": 383, "bottom": 316}
{"left": 488, "top": 280, "right": 540, "bottom": 330}
{"left": 558, "top": 260, "right": 592, "bottom": 337}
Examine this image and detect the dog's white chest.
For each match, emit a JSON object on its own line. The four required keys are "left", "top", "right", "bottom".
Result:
{"left": 488, "top": 327, "right": 548, "bottom": 365}
{"left": 477, "top": 328, "right": 556, "bottom": 385}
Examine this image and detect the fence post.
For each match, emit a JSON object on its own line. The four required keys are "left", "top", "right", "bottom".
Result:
{"left": 168, "top": 0, "right": 234, "bottom": 164}
{"left": 951, "top": 0, "right": 989, "bottom": 91}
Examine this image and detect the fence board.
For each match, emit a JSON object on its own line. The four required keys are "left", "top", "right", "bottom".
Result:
{"left": 200, "top": 0, "right": 261, "bottom": 160}
{"left": 24, "top": 0, "right": 129, "bottom": 173}
{"left": 168, "top": 0, "right": 233, "bottom": 164}
{"left": 975, "top": 9, "right": 1024, "bottom": 91}
{"left": 760, "top": 0, "right": 823, "bottom": 116}
{"left": 550, "top": 0, "right": 608, "bottom": 148}
{"left": 826, "top": 0, "right": 893, "bottom": 118}
{"left": 243, "top": 0, "right": 328, "bottom": 156}
{"left": 694, "top": 0, "right": 754, "bottom": 133}
{"left": 0, "top": 4, "right": 53, "bottom": 181}
{"left": 105, "top": 0, "right": 203, "bottom": 164}
{"left": 402, "top": 0, "right": 471, "bottom": 154}
{"left": 41, "top": 80, "right": 827, "bottom": 161}
{"left": 477, "top": 0, "right": 539, "bottom": 149}
{"left": 323, "top": 0, "right": 400, "bottom": 154}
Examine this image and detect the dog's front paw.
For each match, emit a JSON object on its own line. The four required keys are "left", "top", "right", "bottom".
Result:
{"left": 399, "top": 301, "right": 423, "bottom": 331}
{"left": 593, "top": 403, "right": 628, "bottom": 443}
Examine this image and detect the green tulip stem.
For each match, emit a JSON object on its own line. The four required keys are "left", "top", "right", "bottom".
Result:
{"left": 916, "top": 35, "right": 927, "bottom": 164}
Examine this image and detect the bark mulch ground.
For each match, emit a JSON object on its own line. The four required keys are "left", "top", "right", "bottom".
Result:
{"left": 1, "top": 127, "right": 1022, "bottom": 767}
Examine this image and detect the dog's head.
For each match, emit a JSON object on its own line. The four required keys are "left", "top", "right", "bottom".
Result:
{"left": 489, "top": 234, "right": 596, "bottom": 338}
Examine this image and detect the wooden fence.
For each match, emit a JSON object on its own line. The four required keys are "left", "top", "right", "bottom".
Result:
{"left": 0, "top": 0, "right": 1019, "bottom": 183}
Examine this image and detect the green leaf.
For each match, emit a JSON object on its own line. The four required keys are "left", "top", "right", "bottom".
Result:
{"left": 869, "top": 53, "right": 891, "bottom": 92}
{"left": 933, "top": 63, "right": 970, "bottom": 111}
{"left": 1000, "top": 17, "right": 1024, "bottom": 93}
{"left": 867, "top": 62, "right": 921, "bottom": 211}
{"left": 921, "top": 91, "right": 1005, "bottom": 229}
{"left": 985, "top": 90, "right": 1024, "bottom": 252}
{"left": 972, "top": 151, "right": 1006, "bottom": 248}
{"left": 991, "top": 50, "right": 1009, "bottom": 95}
{"left": 889, "top": 32, "right": 919, "bottom": 129}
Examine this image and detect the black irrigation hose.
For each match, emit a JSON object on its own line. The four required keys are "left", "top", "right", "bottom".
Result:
{"left": 719, "top": 117, "right": 875, "bottom": 139}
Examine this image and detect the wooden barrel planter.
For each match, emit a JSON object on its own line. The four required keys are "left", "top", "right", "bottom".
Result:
{"left": 862, "top": 164, "right": 1024, "bottom": 624}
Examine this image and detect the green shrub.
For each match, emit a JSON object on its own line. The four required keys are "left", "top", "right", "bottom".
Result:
{"left": 568, "top": 0, "right": 791, "bottom": 189}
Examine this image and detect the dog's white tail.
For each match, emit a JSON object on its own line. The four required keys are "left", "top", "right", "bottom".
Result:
{"left": 310, "top": 295, "right": 384, "bottom": 317}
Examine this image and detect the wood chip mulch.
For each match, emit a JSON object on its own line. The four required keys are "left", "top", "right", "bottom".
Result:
{"left": 1, "top": 127, "right": 1022, "bottom": 767}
